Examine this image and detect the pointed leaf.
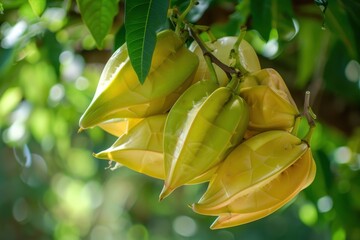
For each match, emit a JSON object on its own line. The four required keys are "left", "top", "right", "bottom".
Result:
{"left": 114, "top": 25, "right": 126, "bottom": 51}
{"left": 125, "top": 0, "right": 169, "bottom": 84}
{"left": 250, "top": 0, "right": 272, "bottom": 41}
{"left": 326, "top": 0, "right": 357, "bottom": 59}
{"left": 28, "top": 0, "right": 46, "bottom": 16}
{"left": 77, "top": 0, "right": 118, "bottom": 48}
{"left": 296, "top": 19, "right": 329, "bottom": 88}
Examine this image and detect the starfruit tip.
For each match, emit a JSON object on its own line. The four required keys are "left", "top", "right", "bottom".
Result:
{"left": 159, "top": 184, "right": 174, "bottom": 201}
{"left": 191, "top": 202, "right": 220, "bottom": 216}
{"left": 210, "top": 216, "right": 235, "bottom": 230}
{"left": 92, "top": 151, "right": 106, "bottom": 159}
{"left": 77, "top": 127, "right": 84, "bottom": 133}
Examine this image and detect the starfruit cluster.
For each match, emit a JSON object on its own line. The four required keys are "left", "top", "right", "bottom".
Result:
{"left": 79, "top": 28, "right": 316, "bottom": 229}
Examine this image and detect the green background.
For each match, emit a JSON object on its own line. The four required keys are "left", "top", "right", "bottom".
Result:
{"left": 1, "top": 0, "right": 360, "bottom": 239}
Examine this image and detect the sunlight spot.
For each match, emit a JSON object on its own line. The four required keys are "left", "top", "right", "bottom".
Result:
{"left": 345, "top": 60, "right": 360, "bottom": 83}
{"left": 42, "top": 8, "right": 66, "bottom": 31}
{"left": 49, "top": 84, "right": 65, "bottom": 102}
{"left": 0, "top": 87, "right": 22, "bottom": 117}
{"left": 262, "top": 29, "right": 279, "bottom": 58}
{"left": 173, "top": 215, "right": 197, "bottom": 237}
{"left": 75, "top": 76, "right": 89, "bottom": 90}
{"left": 298, "top": 203, "right": 318, "bottom": 226}
{"left": 262, "top": 39, "right": 278, "bottom": 58}
{"left": 12, "top": 198, "right": 28, "bottom": 222}
{"left": 334, "top": 146, "right": 352, "bottom": 164}
{"left": 293, "top": 18, "right": 300, "bottom": 37}
{"left": 59, "top": 51, "right": 74, "bottom": 64}
{"left": 60, "top": 51, "right": 84, "bottom": 81}
{"left": 317, "top": 195, "right": 333, "bottom": 213}
{"left": 1, "top": 21, "right": 27, "bottom": 48}
{"left": 332, "top": 227, "right": 346, "bottom": 240}
{"left": 3, "top": 122, "right": 26, "bottom": 143}
{"left": 13, "top": 144, "right": 32, "bottom": 168}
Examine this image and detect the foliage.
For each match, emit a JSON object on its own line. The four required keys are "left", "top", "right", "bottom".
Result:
{"left": 0, "top": 0, "right": 360, "bottom": 239}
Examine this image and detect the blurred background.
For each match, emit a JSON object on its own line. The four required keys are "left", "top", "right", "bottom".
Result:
{"left": 1, "top": 0, "right": 360, "bottom": 239}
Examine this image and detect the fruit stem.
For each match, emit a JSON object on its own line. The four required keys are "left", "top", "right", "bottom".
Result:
{"left": 227, "top": 75, "right": 240, "bottom": 92}
{"left": 291, "top": 115, "right": 302, "bottom": 136}
{"left": 230, "top": 26, "right": 249, "bottom": 75}
{"left": 302, "top": 91, "right": 317, "bottom": 144}
{"left": 207, "top": 30, "right": 217, "bottom": 43}
{"left": 188, "top": 26, "right": 239, "bottom": 81}
{"left": 303, "top": 125, "right": 315, "bottom": 146}
{"left": 180, "top": 0, "right": 197, "bottom": 20}
{"left": 303, "top": 91, "right": 316, "bottom": 128}
{"left": 204, "top": 54, "right": 220, "bottom": 85}
{"left": 175, "top": 0, "right": 197, "bottom": 35}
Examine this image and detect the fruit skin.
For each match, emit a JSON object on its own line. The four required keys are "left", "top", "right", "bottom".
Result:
{"left": 94, "top": 115, "right": 165, "bottom": 179}
{"left": 192, "top": 130, "right": 309, "bottom": 213}
{"left": 241, "top": 85, "right": 299, "bottom": 131}
{"left": 209, "top": 148, "right": 316, "bottom": 229}
{"left": 98, "top": 118, "right": 143, "bottom": 137}
{"left": 238, "top": 68, "right": 300, "bottom": 134}
{"left": 79, "top": 29, "right": 199, "bottom": 129}
{"left": 239, "top": 68, "right": 298, "bottom": 110}
{"left": 94, "top": 114, "right": 218, "bottom": 184}
{"left": 160, "top": 78, "right": 249, "bottom": 200}
{"left": 189, "top": 37, "right": 261, "bottom": 86}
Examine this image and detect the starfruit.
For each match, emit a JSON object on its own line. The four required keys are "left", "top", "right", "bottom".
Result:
{"left": 238, "top": 68, "right": 300, "bottom": 134}
{"left": 98, "top": 118, "right": 143, "bottom": 137}
{"left": 160, "top": 78, "right": 249, "bottom": 200}
{"left": 79, "top": 29, "right": 199, "bottom": 129}
{"left": 209, "top": 148, "right": 316, "bottom": 229}
{"left": 192, "top": 130, "right": 309, "bottom": 214}
{"left": 94, "top": 115, "right": 165, "bottom": 179}
{"left": 190, "top": 37, "right": 261, "bottom": 86}
{"left": 94, "top": 114, "right": 218, "bottom": 184}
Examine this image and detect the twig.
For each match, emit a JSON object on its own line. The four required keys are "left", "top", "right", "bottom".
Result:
{"left": 302, "top": 91, "right": 317, "bottom": 144}
{"left": 303, "top": 91, "right": 316, "bottom": 128}
{"left": 188, "top": 26, "right": 239, "bottom": 80}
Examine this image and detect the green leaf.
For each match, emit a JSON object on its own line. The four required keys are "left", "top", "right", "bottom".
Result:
{"left": 296, "top": 19, "right": 330, "bottom": 88}
{"left": 341, "top": 0, "right": 360, "bottom": 58}
{"left": 272, "top": 0, "right": 296, "bottom": 41}
{"left": 326, "top": 0, "right": 357, "bottom": 59}
{"left": 77, "top": 0, "right": 118, "bottom": 48}
{"left": 0, "top": 47, "right": 16, "bottom": 77}
{"left": 28, "top": 0, "right": 46, "bottom": 16}
{"left": 114, "top": 25, "right": 126, "bottom": 51}
{"left": 250, "top": 0, "right": 272, "bottom": 41}
{"left": 324, "top": 42, "right": 360, "bottom": 103}
{"left": 125, "top": 0, "right": 169, "bottom": 84}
